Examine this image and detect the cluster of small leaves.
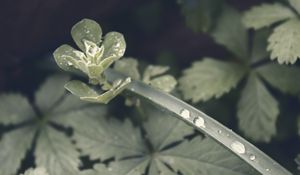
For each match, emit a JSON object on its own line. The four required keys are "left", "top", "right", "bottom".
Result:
{"left": 179, "top": 5, "right": 300, "bottom": 142}
{"left": 114, "top": 58, "right": 177, "bottom": 92}
{"left": 0, "top": 74, "right": 259, "bottom": 175}
{"left": 243, "top": 0, "right": 300, "bottom": 64}
{"left": 53, "top": 19, "right": 130, "bottom": 104}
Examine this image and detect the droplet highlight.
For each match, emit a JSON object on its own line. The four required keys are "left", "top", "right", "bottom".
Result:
{"left": 180, "top": 109, "right": 190, "bottom": 119}
{"left": 249, "top": 155, "right": 256, "bottom": 161}
{"left": 231, "top": 141, "right": 245, "bottom": 154}
{"left": 194, "top": 116, "right": 206, "bottom": 128}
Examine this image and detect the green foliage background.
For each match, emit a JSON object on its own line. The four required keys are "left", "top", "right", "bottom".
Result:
{"left": 1, "top": 0, "right": 300, "bottom": 174}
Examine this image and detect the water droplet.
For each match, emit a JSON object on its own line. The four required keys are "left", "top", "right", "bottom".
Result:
{"left": 266, "top": 168, "right": 270, "bottom": 172}
{"left": 180, "top": 109, "right": 190, "bottom": 119}
{"left": 231, "top": 141, "right": 245, "bottom": 154}
{"left": 194, "top": 116, "right": 206, "bottom": 128}
{"left": 249, "top": 155, "right": 256, "bottom": 161}
{"left": 217, "top": 130, "right": 222, "bottom": 134}
{"left": 67, "top": 61, "right": 73, "bottom": 66}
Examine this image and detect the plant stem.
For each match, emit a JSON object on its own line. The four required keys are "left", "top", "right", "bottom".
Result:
{"left": 105, "top": 68, "right": 292, "bottom": 175}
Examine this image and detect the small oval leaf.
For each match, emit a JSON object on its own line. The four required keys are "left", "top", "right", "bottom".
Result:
{"left": 102, "top": 32, "right": 126, "bottom": 60}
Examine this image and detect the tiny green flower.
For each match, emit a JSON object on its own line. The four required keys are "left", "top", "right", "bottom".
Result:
{"left": 53, "top": 19, "right": 131, "bottom": 104}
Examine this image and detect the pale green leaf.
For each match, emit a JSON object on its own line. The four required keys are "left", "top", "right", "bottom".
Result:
{"left": 289, "top": 0, "right": 300, "bottom": 14}
{"left": 243, "top": 3, "right": 295, "bottom": 30}
{"left": 80, "top": 164, "right": 113, "bottom": 175}
{"left": 71, "top": 19, "right": 102, "bottom": 51}
{"left": 159, "top": 137, "right": 257, "bottom": 175}
{"left": 0, "top": 94, "right": 35, "bottom": 125}
{"left": 113, "top": 58, "right": 141, "bottom": 80}
{"left": 21, "top": 167, "right": 49, "bottom": 175}
{"left": 268, "top": 19, "right": 300, "bottom": 64}
{"left": 51, "top": 94, "right": 89, "bottom": 114}
{"left": 149, "top": 75, "right": 177, "bottom": 93}
{"left": 251, "top": 29, "right": 270, "bottom": 62}
{"left": 35, "top": 126, "right": 81, "bottom": 175}
{"left": 102, "top": 32, "right": 126, "bottom": 60}
{"left": 64, "top": 80, "right": 100, "bottom": 99}
{"left": 143, "top": 108, "right": 194, "bottom": 150}
{"left": 237, "top": 73, "right": 279, "bottom": 142}
{"left": 53, "top": 44, "right": 81, "bottom": 72}
{"left": 178, "top": 0, "right": 222, "bottom": 32}
{"left": 211, "top": 6, "right": 248, "bottom": 59}
{"left": 148, "top": 159, "right": 177, "bottom": 175}
{"left": 109, "top": 157, "right": 150, "bottom": 175}
{"left": 56, "top": 107, "right": 147, "bottom": 160}
{"left": 0, "top": 126, "right": 36, "bottom": 175}
{"left": 143, "top": 65, "right": 169, "bottom": 83}
{"left": 35, "top": 75, "right": 69, "bottom": 113}
{"left": 179, "top": 58, "right": 246, "bottom": 103}
{"left": 257, "top": 63, "right": 300, "bottom": 95}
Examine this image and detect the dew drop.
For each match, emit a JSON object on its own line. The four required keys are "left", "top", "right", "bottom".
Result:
{"left": 194, "top": 116, "right": 206, "bottom": 128}
{"left": 266, "top": 168, "right": 270, "bottom": 172}
{"left": 67, "top": 61, "right": 73, "bottom": 66}
{"left": 230, "top": 141, "right": 246, "bottom": 154}
{"left": 249, "top": 155, "right": 256, "bottom": 161}
{"left": 217, "top": 130, "right": 222, "bottom": 134}
{"left": 180, "top": 109, "right": 190, "bottom": 119}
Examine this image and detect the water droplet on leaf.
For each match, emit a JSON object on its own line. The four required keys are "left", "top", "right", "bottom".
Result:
{"left": 194, "top": 116, "right": 205, "bottom": 128}
{"left": 180, "top": 109, "right": 190, "bottom": 119}
{"left": 249, "top": 155, "right": 256, "bottom": 161}
{"left": 231, "top": 141, "right": 245, "bottom": 154}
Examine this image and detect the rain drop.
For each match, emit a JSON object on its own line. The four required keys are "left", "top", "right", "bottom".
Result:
{"left": 266, "top": 168, "right": 270, "bottom": 172}
{"left": 194, "top": 116, "right": 206, "bottom": 128}
{"left": 180, "top": 109, "right": 190, "bottom": 119}
{"left": 217, "top": 130, "right": 222, "bottom": 134}
{"left": 249, "top": 155, "right": 256, "bottom": 161}
{"left": 230, "top": 141, "right": 245, "bottom": 154}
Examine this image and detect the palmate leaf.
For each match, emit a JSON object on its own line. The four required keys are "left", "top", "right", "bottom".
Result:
{"left": 80, "top": 164, "right": 113, "bottom": 175}
{"left": 0, "top": 74, "right": 99, "bottom": 175}
{"left": 179, "top": 58, "right": 246, "bottom": 103}
{"left": 237, "top": 73, "right": 279, "bottom": 142}
{"left": 71, "top": 103, "right": 256, "bottom": 175}
{"left": 257, "top": 63, "right": 300, "bottom": 95}
{"left": 242, "top": 3, "right": 295, "bottom": 30}
{"left": 21, "top": 167, "right": 49, "bottom": 175}
{"left": 268, "top": 19, "right": 300, "bottom": 64}
{"left": 211, "top": 6, "right": 248, "bottom": 59}
{"left": 251, "top": 29, "right": 270, "bottom": 63}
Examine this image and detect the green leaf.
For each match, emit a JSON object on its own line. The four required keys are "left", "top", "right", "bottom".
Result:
{"left": 179, "top": 58, "right": 246, "bottom": 103}
{"left": 237, "top": 73, "right": 279, "bottom": 142}
{"left": 35, "top": 75, "right": 69, "bottom": 113}
{"left": 251, "top": 29, "right": 271, "bottom": 63}
{"left": 102, "top": 32, "right": 126, "bottom": 60}
{"left": 80, "top": 164, "right": 113, "bottom": 175}
{"left": 0, "top": 126, "right": 36, "bottom": 175}
{"left": 35, "top": 126, "right": 81, "bottom": 175}
{"left": 143, "top": 108, "right": 194, "bottom": 150}
{"left": 64, "top": 80, "right": 100, "bottom": 99}
{"left": 289, "top": 0, "right": 300, "bottom": 14}
{"left": 0, "top": 94, "right": 35, "bottom": 125}
{"left": 268, "top": 19, "right": 300, "bottom": 64}
{"left": 114, "top": 58, "right": 141, "bottom": 80}
{"left": 53, "top": 44, "right": 82, "bottom": 72}
{"left": 211, "top": 6, "right": 248, "bottom": 59}
{"left": 57, "top": 107, "right": 147, "bottom": 160}
{"left": 159, "top": 137, "right": 257, "bottom": 175}
{"left": 149, "top": 75, "right": 177, "bottom": 93}
{"left": 109, "top": 157, "right": 150, "bottom": 175}
{"left": 243, "top": 3, "right": 295, "bottom": 30}
{"left": 143, "top": 65, "right": 169, "bottom": 83}
{"left": 178, "top": 0, "right": 223, "bottom": 32}
{"left": 21, "top": 167, "right": 49, "bottom": 175}
{"left": 257, "top": 63, "right": 300, "bottom": 95}
{"left": 71, "top": 19, "right": 102, "bottom": 51}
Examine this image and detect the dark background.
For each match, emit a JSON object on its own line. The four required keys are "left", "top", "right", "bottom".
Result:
{"left": 1, "top": 0, "right": 298, "bottom": 173}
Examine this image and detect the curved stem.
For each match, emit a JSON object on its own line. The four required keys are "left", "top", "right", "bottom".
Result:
{"left": 105, "top": 68, "right": 292, "bottom": 175}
